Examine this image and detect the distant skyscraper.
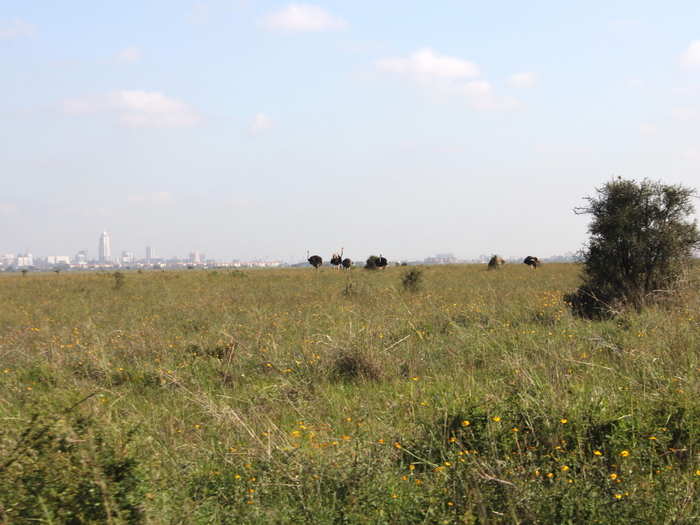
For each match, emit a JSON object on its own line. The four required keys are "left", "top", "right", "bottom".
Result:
{"left": 98, "top": 231, "right": 111, "bottom": 262}
{"left": 146, "top": 245, "right": 153, "bottom": 263}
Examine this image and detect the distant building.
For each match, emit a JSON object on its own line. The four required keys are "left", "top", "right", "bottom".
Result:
{"left": 146, "top": 246, "right": 154, "bottom": 263}
{"left": 0, "top": 254, "right": 16, "bottom": 267}
{"left": 74, "top": 250, "right": 88, "bottom": 265}
{"left": 98, "top": 232, "right": 111, "bottom": 262}
{"left": 189, "top": 251, "right": 203, "bottom": 264}
{"left": 121, "top": 251, "right": 135, "bottom": 265}
{"left": 16, "top": 253, "right": 33, "bottom": 267}
{"left": 47, "top": 255, "right": 71, "bottom": 265}
{"left": 424, "top": 253, "right": 458, "bottom": 265}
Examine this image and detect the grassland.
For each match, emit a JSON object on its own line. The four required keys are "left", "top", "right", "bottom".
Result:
{"left": 1, "top": 263, "right": 699, "bottom": 524}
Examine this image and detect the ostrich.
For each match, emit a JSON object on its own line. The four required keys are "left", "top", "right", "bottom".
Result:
{"left": 377, "top": 254, "right": 388, "bottom": 270}
{"left": 330, "top": 248, "right": 344, "bottom": 270}
{"left": 523, "top": 256, "right": 541, "bottom": 269}
{"left": 488, "top": 255, "right": 505, "bottom": 270}
{"left": 307, "top": 250, "right": 323, "bottom": 269}
{"left": 342, "top": 258, "right": 352, "bottom": 269}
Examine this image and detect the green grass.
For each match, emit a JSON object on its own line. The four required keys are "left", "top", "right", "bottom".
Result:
{"left": 1, "top": 264, "right": 699, "bottom": 524}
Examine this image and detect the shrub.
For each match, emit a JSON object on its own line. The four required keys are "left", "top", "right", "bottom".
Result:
{"left": 365, "top": 255, "right": 380, "bottom": 270}
{"left": 567, "top": 178, "right": 700, "bottom": 319}
{"left": 401, "top": 268, "right": 424, "bottom": 292}
{"left": 0, "top": 410, "right": 144, "bottom": 523}
{"left": 330, "top": 349, "right": 381, "bottom": 382}
{"left": 113, "top": 271, "right": 125, "bottom": 290}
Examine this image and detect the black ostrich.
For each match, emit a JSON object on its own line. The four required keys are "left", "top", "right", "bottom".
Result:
{"left": 376, "top": 254, "right": 388, "bottom": 270}
{"left": 342, "top": 258, "right": 352, "bottom": 269}
{"left": 307, "top": 250, "right": 323, "bottom": 269}
{"left": 523, "top": 256, "right": 541, "bottom": 269}
{"left": 330, "top": 248, "right": 344, "bottom": 270}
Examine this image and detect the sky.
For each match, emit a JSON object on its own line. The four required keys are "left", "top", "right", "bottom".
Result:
{"left": 1, "top": 1, "right": 699, "bottom": 262}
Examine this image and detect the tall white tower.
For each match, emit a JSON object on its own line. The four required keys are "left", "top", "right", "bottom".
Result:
{"left": 98, "top": 231, "right": 111, "bottom": 262}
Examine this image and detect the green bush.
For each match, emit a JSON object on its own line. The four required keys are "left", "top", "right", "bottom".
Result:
{"left": 401, "top": 268, "right": 424, "bottom": 292}
{"left": 0, "top": 410, "right": 144, "bottom": 524}
{"left": 568, "top": 178, "right": 700, "bottom": 318}
{"left": 113, "top": 271, "right": 125, "bottom": 290}
{"left": 365, "top": 255, "right": 380, "bottom": 270}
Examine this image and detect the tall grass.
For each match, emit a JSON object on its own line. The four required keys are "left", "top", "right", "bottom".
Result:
{"left": 1, "top": 264, "right": 698, "bottom": 523}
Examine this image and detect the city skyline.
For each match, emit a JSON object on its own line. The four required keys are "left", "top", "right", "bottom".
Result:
{"left": 1, "top": 228, "right": 578, "bottom": 267}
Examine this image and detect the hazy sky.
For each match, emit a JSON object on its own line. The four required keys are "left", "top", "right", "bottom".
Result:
{"left": 2, "top": 1, "right": 699, "bottom": 262}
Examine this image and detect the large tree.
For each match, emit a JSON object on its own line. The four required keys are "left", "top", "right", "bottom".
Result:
{"left": 567, "top": 177, "right": 700, "bottom": 318}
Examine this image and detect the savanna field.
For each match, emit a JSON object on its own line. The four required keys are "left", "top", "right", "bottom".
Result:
{"left": 1, "top": 263, "right": 699, "bottom": 524}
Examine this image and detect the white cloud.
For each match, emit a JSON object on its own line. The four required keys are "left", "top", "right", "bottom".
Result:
{"left": 0, "top": 18, "right": 35, "bottom": 39}
{"left": 263, "top": 4, "right": 347, "bottom": 32}
{"left": 671, "top": 106, "right": 699, "bottom": 121}
{"left": 62, "top": 97, "right": 99, "bottom": 115}
{"left": 249, "top": 113, "right": 273, "bottom": 135}
{"left": 62, "top": 90, "right": 200, "bottom": 128}
{"left": 117, "top": 46, "right": 142, "bottom": 64}
{"left": 376, "top": 48, "right": 480, "bottom": 80}
{"left": 508, "top": 72, "right": 537, "bottom": 88}
{"left": 0, "top": 203, "right": 17, "bottom": 216}
{"left": 672, "top": 85, "right": 700, "bottom": 96}
{"left": 377, "top": 49, "right": 516, "bottom": 111}
{"left": 459, "top": 81, "right": 518, "bottom": 111}
{"left": 112, "top": 91, "right": 199, "bottom": 127}
{"left": 680, "top": 41, "right": 700, "bottom": 69}
{"left": 639, "top": 123, "right": 657, "bottom": 135}
{"left": 683, "top": 147, "right": 700, "bottom": 160}
{"left": 462, "top": 80, "right": 492, "bottom": 96}
{"left": 128, "top": 192, "right": 174, "bottom": 204}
